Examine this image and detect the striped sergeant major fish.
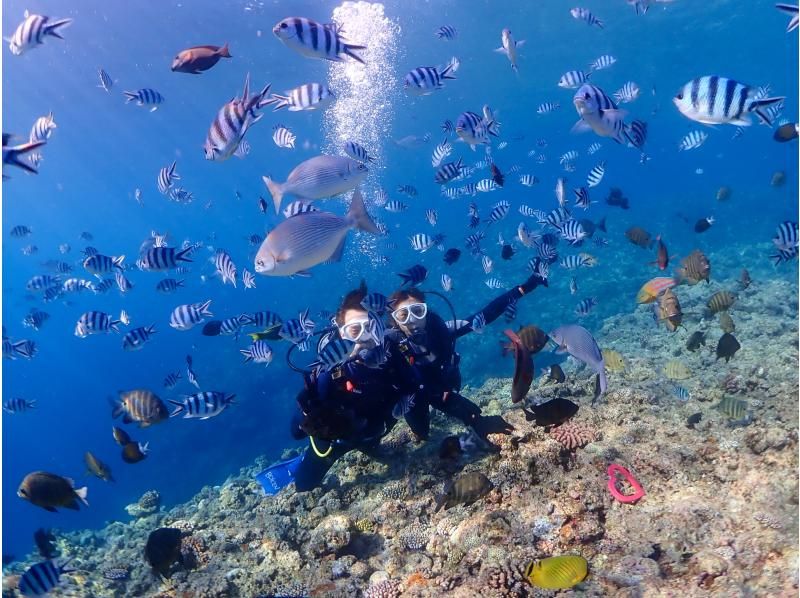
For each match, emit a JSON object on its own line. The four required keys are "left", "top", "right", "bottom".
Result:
{"left": 436, "top": 25, "right": 458, "bottom": 40}
{"left": 97, "top": 68, "right": 113, "bottom": 92}
{"left": 29, "top": 112, "right": 56, "bottom": 143}
{"left": 7, "top": 10, "right": 72, "bottom": 55}
{"left": 586, "top": 161, "right": 606, "bottom": 187}
{"left": 3, "top": 397, "right": 36, "bottom": 413}
{"left": 626, "top": 120, "right": 648, "bottom": 149}
{"left": 74, "top": 311, "right": 126, "bottom": 337}
{"left": 163, "top": 372, "right": 182, "bottom": 389}
{"left": 273, "top": 17, "right": 365, "bottom": 63}
{"left": 434, "top": 157, "right": 463, "bottom": 184}
{"left": 240, "top": 340, "right": 274, "bottom": 366}
{"left": 455, "top": 106, "right": 500, "bottom": 150}
{"left": 570, "top": 7, "right": 604, "bottom": 28}
{"left": 186, "top": 355, "right": 200, "bottom": 389}
{"left": 560, "top": 253, "right": 597, "bottom": 269}
{"left": 404, "top": 57, "right": 459, "bottom": 95}
{"left": 138, "top": 246, "right": 193, "bottom": 271}
{"left": 558, "top": 219, "right": 588, "bottom": 245}
{"left": 122, "top": 325, "right": 156, "bottom": 351}
{"left": 168, "top": 391, "right": 235, "bottom": 419}
{"left": 261, "top": 82, "right": 334, "bottom": 112}
{"left": 343, "top": 140, "right": 375, "bottom": 163}
{"left": 572, "top": 84, "right": 631, "bottom": 144}
{"left": 213, "top": 250, "right": 237, "bottom": 287}
{"left": 123, "top": 88, "right": 164, "bottom": 111}
{"left": 776, "top": 3, "right": 799, "bottom": 32}
{"left": 485, "top": 200, "right": 510, "bottom": 224}
{"left": 773, "top": 221, "right": 798, "bottom": 250}
{"left": 242, "top": 269, "right": 256, "bottom": 289}
{"left": 673, "top": 76, "right": 785, "bottom": 127}
{"left": 279, "top": 309, "right": 315, "bottom": 344}
{"left": 614, "top": 81, "right": 640, "bottom": 104}
{"left": 204, "top": 73, "right": 271, "bottom": 161}
{"left": 410, "top": 233, "right": 445, "bottom": 252}
{"left": 157, "top": 161, "right": 180, "bottom": 195}
{"left": 589, "top": 54, "right": 616, "bottom": 71}
{"left": 519, "top": 174, "right": 539, "bottom": 187}
{"left": 169, "top": 300, "right": 213, "bottom": 331}
{"left": 273, "top": 124, "right": 296, "bottom": 149}
{"left": 311, "top": 337, "right": 354, "bottom": 371}
{"left": 18, "top": 559, "right": 74, "bottom": 596}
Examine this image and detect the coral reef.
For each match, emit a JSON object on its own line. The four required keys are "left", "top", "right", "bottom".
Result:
{"left": 5, "top": 275, "right": 797, "bottom": 597}
{"left": 125, "top": 489, "right": 161, "bottom": 518}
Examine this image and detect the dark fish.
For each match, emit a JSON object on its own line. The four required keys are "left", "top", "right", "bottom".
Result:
{"left": 501, "top": 325, "right": 549, "bottom": 355}
{"left": 121, "top": 441, "right": 149, "bottom": 464}
{"left": 686, "top": 331, "right": 706, "bottom": 352}
{"left": 686, "top": 412, "right": 702, "bottom": 429}
{"left": 84, "top": 452, "right": 114, "bottom": 482}
{"left": 774, "top": 122, "right": 799, "bottom": 142}
{"left": 112, "top": 426, "right": 131, "bottom": 446}
{"left": 716, "top": 333, "right": 741, "bottom": 362}
{"left": 397, "top": 264, "right": 428, "bottom": 286}
{"left": 548, "top": 364, "right": 566, "bottom": 383}
{"left": 435, "top": 472, "right": 493, "bottom": 512}
{"left": 676, "top": 249, "right": 711, "bottom": 284}
{"left": 625, "top": 226, "right": 653, "bottom": 248}
{"left": 707, "top": 290, "right": 736, "bottom": 314}
{"left": 605, "top": 187, "right": 629, "bottom": 209}
{"left": 17, "top": 471, "right": 88, "bottom": 512}
{"left": 716, "top": 186, "right": 732, "bottom": 201}
{"left": 171, "top": 43, "right": 231, "bottom": 74}
{"left": 490, "top": 162, "right": 505, "bottom": 187}
{"left": 439, "top": 436, "right": 463, "bottom": 459}
{"left": 524, "top": 398, "right": 579, "bottom": 427}
{"left": 144, "top": 528, "right": 183, "bottom": 577}
{"left": 771, "top": 170, "right": 786, "bottom": 187}
{"left": 33, "top": 528, "right": 57, "bottom": 559}
{"left": 443, "top": 248, "right": 461, "bottom": 264}
{"left": 694, "top": 217, "right": 714, "bottom": 233}
{"left": 500, "top": 244, "right": 514, "bottom": 260}
{"left": 740, "top": 269, "right": 752, "bottom": 289}
{"left": 201, "top": 320, "right": 223, "bottom": 336}
{"left": 504, "top": 329, "right": 533, "bottom": 403}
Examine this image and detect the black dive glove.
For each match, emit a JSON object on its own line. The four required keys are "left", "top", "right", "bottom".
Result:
{"left": 519, "top": 270, "right": 548, "bottom": 294}
{"left": 472, "top": 414, "right": 515, "bottom": 439}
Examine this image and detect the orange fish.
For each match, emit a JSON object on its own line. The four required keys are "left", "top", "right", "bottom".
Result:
{"left": 636, "top": 276, "right": 677, "bottom": 304}
{"left": 651, "top": 236, "right": 670, "bottom": 270}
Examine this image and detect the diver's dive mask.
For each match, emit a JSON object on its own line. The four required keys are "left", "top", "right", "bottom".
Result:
{"left": 391, "top": 302, "right": 427, "bottom": 325}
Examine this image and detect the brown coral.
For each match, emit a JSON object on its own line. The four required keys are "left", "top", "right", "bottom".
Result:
{"left": 364, "top": 579, "right": 401, "bottom": 598}
{"left": 180, "top": 535, "right": 209, "bottom": 569}
{"left": 481, "top": 562, "right": 531, "bottom": 597}
{"left": 550, "top": 421, "right": 598, "bottom": 450}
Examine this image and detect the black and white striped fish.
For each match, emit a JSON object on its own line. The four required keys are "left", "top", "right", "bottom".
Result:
{"left": 455, "top": 107, "right": 499, "bottom": 149}
{"left": 61, "top": 277, "right": 93, "bottom": 293}
{"left": 283, "top": 201, "right": 319, "bottom": 218}
{"left": 586, "top": 161, "right": 606, "bottom": 187}
{"left": 546, "top": 207, "right": 572, "bottom": 228}
{"left": 431, "top": 139, "right": 452, "bottom": 167}
{"left": 10, "top": 224, "right": 32, "bottom": 237}
{"left": 279, "top": 309, "right": 315, "bottom": 344}
{"left": 204, "top": 73, "right": 270, "bottom": 161}
{"left": 186, "top": 355, "right": 200, "bottom": 389}
{"left": 575, "top": 297, "right": 598, "bottom": 316}
{"left": 519, "top": 204, "right": 538, "bottom": 218}
{"left": 29, "top": 112, "right": 56, "bottom": 144}
{"left": 537, "top": 101, "right": 560, "bottom": 114}
{"left": 773, "top": 221, "right": 798, "bottom": 250}
{"left": 476, "top": 179, "right": 499, "bottom": 192}
{"left": 436, "top": 25, "right": 458, "bottom": 40}
{"left": 23, "top": 309, "right": 49, "bottom": 330}
{"left": 485, "top": 200, "right": 510, "bottom": 223}
{"left": 169, "top": 391, "right": 235, "bottom": 419}
{"left": 570, "top": 7, "right": 604, "bottom": 28}
{"left": 558, "top": 70, "right": 590, "bottom": 89}
{"left": 587, "top": 142, "right": 602, "bottom": 155}
{"left": 242, "top": 269, "right": 256, "bottom": 289}
{"left": 155, "top": 278, "right": 185, "bottom": 294}
{"left": 560, "top": 150, "right": 579, "bottom": 164}
{"left": 240, "top": 340, "right": 274, "bottom": 366}
{"left": 115, "top": 271, "right": 134, "bottom": 293}
{"left": 574, "top": 187, "right": 591, "bottom": 210}
{"left": 558, "top": 219, "right": 588, "bottom": 245}
{"left": 425, "top": 208, "right": 438, "bottom": 226}
{"left": 138, "top": 246, "right": 193, "bottom": 271}
{"left": 397, "top": 184, "right": 418, "bottom": 197}
{"left": 75, "top": 311, "right": 124, "bottom": 337}
{"left": 122, "top": 325, "right": 156, "bottom": 351}
{"left": 673, "top": 76, "right": 785, "bottom": 126}
{"left": 519, "top": 174, "right": 539, "bottom": 187}
{"left": 410, "top": 233, "right": 444, "bottom": 252}
{"left": 560, "top": 253, "right": 597, "bottom": 269}
{"left": 273, "top": 17, "right": 365, "bottom": 64}
{"left": 468, "top": 203, "right": 481, "bottom": 228}
{"left": 441, "top": 273, "right": 453, "bottom": 292}
{"left": 465, "top": 231, "right": 485, "bottom": 252}
{"left": 220, "top": 315, "right": 250, "bottom": 337}
{"left": 344, "top": 140, "right": 375, "bottom": 163}
{"left": 589, "top": 54, "right": 616, "bottom": 71}
{"left": 18, "top": 560, "right": 73, "bottom": 596}
{"left": 626, "top": 120, "right": 648, "bottom": 149}
{"left": 97, "top": 68, "right": 113, "bottom": 92}
{"left": 272, "top": 124, "right": 296, "bottom": 149}
{"left": 471, "top": 312, "right": 487, "bottom": 333}
{"left": 7, "top": 10, "right": 72, "bottom": 56}
{"left": 404, "top": 58, "right": 458, "bottom": 95}
{"left": 92, "top": 279, "right": 115, "bottom": 294}
{"left": 570, "top": 277, "right": 579, "bottom": 295}
{"left": 678, "top": 130, "right": 708, "bottom": 151}
{"left": 313, "top": 337, "right": 354, "bottom": 371}
{"left": 503, "top": 300, "right": 517, "bottom": 321}
{"left": 384, "top": 201, "right": 408, "bottom": 213}
{"left": 26, "top": 274, "right": 60, "bottom": 291}
{"left": 485, "top": 277, "right": 505, "bottom": 290}
{"left": 434, "top": 157, "right": 463, "bottom": 184}
{"left": 614, "top": 81, "right": 640, "bottom": 103}
{"left": 250, "top": 311, "right": 282, "bottom": 331}
{"left": 169, "top": 300, "right": 213, "bottom": 331}
{"left": 164, "top": 372, "right": 182, "bottom": 389}
{"left": 214, "top": 251, "right": 237, "bottom": 287}
{"left": 83, "top": 254, "right": 125, "bottom": 277}
{"left": 3, "top": 397, "right": 36, "bottom": 413}
{"left": 264, "top": 82, "right": 334, "bottom": 111}
{"left": 157, "top": 161, "right": 180, "bottom": 195}
{"left": 123, "top": 88, "right": 164, "bottom": 111}
{"left": 441, "top": 119, "right": 455, "bottom": 135}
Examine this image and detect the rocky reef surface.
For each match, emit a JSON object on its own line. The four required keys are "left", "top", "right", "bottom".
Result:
{"left": 3, "top": 276, "right": 798, "bottom": 597}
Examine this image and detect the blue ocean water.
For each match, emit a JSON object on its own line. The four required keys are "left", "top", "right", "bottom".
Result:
{"left": 2, "top": 0, "right": 796, "bottom": 560}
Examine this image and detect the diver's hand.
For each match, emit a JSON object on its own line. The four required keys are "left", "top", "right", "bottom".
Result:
{"left": 519, "top": 271, "right": 548, "bottom": 294}
{"left": 472, "top": 414, "right": 515, "bottom": 438}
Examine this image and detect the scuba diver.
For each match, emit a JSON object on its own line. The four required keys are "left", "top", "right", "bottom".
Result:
{"left": 257, "top": 283, "right": 422, "bottom": 494}
{"left": 387, "top": 266, "right": 549, "bottom": 442}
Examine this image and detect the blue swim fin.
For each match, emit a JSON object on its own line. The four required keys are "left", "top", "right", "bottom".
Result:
{"left": 255, "top": 454, "right": 303, "bottom": 495}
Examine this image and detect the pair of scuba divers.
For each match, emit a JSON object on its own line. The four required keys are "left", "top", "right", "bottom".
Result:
{"left": 255, "top": 268, "right": 548, "bottom": 494}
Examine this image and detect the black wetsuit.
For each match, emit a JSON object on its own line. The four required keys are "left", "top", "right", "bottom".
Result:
{"left": 399, "top": 286, "right": 529, "bottom": 439}
{"left": 290, "top": 346, "right": 421, "bottom": 491}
